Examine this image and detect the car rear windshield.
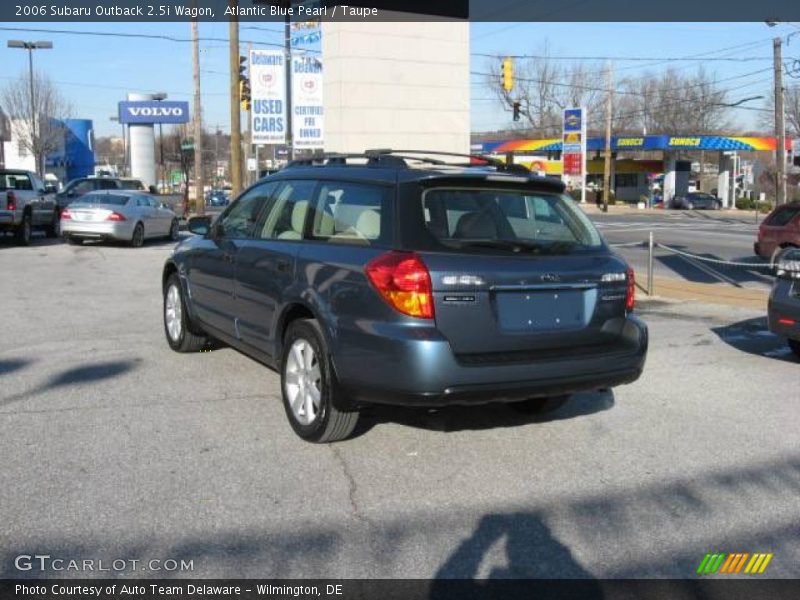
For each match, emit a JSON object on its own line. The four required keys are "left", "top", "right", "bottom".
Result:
{"left": 420, "top": 188, "right": 603, "bottom": 254}
{"left": 766, "top": 205, "right": 800, "bottom": 226}
{"left": 119, "top": 180, "right": 144, "bottom": 190}
{"left": 0, "top": 173, "right": 32, "bottom": 191}
{"left": 78, "top": 194, "right": 130, "bottom": 206}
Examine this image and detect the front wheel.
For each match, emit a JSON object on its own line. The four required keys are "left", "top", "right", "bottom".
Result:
{"left": 281, "top": 319, "right": 359, "bottom": 443}
{"left": 168, "top": 219, "right": 180, "bottom": 241}
{"left": 45, "top": 210, "right": 60, "bottom": 238}
{"left": 163, "top": 273, "right": 207, "bottom": 352}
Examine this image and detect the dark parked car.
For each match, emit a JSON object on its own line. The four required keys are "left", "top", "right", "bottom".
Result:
{"left": 205, "top": 189, "right": 229, "bottom": 207}
{"left": 161, "top": 151, "right": 648, "bottom": 442}
{"left": 768, "top": 247, "right": 800, "bottom": 358}
{"left": 754, "top": 202, "right": 800, "bottom": 264}
{"left": 56, "top": 177, "right": 146, "bottom": 212}
{"left": 669, "top": 192, "right": 721, "bottom": 210}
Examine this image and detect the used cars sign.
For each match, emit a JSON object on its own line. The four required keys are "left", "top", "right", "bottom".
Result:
{"left": 118, "top": 101, "right": 190, "bottom": 124}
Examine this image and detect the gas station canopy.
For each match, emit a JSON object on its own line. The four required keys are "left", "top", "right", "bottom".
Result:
{"left": 477, "top": 135, "right": 791, "bottom": 154}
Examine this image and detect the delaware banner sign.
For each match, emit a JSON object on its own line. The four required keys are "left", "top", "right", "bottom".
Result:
{"left": 292, "top": 56, "right": 324, "bottom": 149}
{"left": 250, "top": 49, "right": 286, "bottom": 145}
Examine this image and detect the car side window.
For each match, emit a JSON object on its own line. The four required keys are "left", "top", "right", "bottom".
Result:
{"left": 309, "top": 181, "right": 388, "bottom": 244}
{"left": 258, "top": 180, "right": 316, "bottom": 240}
{"left": 218, "top": 182, "right": 277, "bottom": 239}
{"left": 767, "top": 206, "right": 799, "bottom": 226}
{"left": 98, "top": 179, "right": 118, "bottom": 190}
{"left": 71, "top": 180, "right": 94, "bottom": 194}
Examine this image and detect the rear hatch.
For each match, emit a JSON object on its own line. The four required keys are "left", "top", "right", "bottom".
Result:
{"left": 403, "top": 181, "right": 632, "bottom": 357}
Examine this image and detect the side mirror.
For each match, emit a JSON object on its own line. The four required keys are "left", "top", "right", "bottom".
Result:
{"left": 44, "top": 184, "right": 57, "bottom": 194}
{"left": 37, "top": 187, "right": 46, "bottom": 195}
{"left": 187, "top": 215, "right": 212, "bottom": 236}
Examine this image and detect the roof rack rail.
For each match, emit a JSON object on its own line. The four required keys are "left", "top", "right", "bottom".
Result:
{"left": 285, "top": 152, "right": 409, "bottom": 169}
{"left": 365, "top": 149, "right": 532, "bottom": 175}
{"left": 284, "top": 149, "right": 533, "bottom": 176}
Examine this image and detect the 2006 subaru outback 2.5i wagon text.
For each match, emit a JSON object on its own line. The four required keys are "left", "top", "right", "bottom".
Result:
{"left": 162, "top": 151, "right": 648, "bottom": 442}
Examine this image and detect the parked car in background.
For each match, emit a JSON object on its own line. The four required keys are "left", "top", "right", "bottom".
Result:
{"left": 0, "top": 169, "right": 59, "bottom": 245}
{"left": 669, "top": 192, "right": 721, "bottom": 210}
{"left": 61, "top": 191, "right": 180, "bottom": 247}
{"left": 754, "top": 202, "right": 800, "bottom": 263}
{"left": 56, "top": 177, "right": 146, "bottom": 213}
{"left": 162, "top": 150, "right": 648, "bottom": 443}
{"left": 205, "top": 189, "right": 229, "bottom": 207}
{"left": 768, "top": 248, "right": 800, "bottom": 358}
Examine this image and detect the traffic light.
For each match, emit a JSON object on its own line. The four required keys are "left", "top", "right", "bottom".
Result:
{"left": 512, "top": 101, "right": 521, "bottom": 121}
{"left": 239, "top": 55, "right": 251, "bottom": 111}
{"left": 502, "top": 57, "right": 514, "bottom": 93}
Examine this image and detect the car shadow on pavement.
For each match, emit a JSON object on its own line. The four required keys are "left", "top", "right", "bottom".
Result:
{"left": 354, "top": 390, "right": 614, "bottom": 437}
{"left": 711, "top": 317, "right": 798, "bottom": 363}
{"left": 0, "top": 357, "right": 35, "bottom": 376}
{"left": 0, "top": 234, "right": 63, "bottom": 248}
{"left": 0, "top": 359, "right": 141, "bottom": 408}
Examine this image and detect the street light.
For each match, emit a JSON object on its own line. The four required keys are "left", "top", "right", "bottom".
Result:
{"left": 7, "top": 40, "right": 53, "bottom": 175}
{"left": 152, "top": 92, "right": 167, "bottom": 191}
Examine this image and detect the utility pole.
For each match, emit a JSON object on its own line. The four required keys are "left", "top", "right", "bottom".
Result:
{"left": 229, "top": 0, "right": 243, "bottom": 197}
{"left": 284, "top": 7, "right": 294, "bottom": 162}
{"left": 246, "top": 41, "right": 253, "bottom": 186}
{"left": 192, "top": 17, "right": 205, "bottom": 216}
{"left": 602, "top": 62, "right": 614, "bottom": 213}
{"left": 773, "top": 37, "right": 787, "bottom": 206}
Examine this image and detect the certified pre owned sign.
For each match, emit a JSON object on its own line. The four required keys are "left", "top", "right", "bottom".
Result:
{"left": 118, "top": 101, "right": 191, "bottom": 125}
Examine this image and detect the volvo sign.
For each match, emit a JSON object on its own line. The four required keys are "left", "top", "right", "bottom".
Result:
{"left": 118, "top": 101, "right": 190, "bottom": 124}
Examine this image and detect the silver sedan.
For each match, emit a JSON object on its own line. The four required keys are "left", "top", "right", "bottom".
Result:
{"left": 61, "top": 191, "right": 180, "bottom": 247}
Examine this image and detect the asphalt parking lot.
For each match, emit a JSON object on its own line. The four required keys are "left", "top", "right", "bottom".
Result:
{"left": 1, "top": 233, "right": 799, "bottom": 579}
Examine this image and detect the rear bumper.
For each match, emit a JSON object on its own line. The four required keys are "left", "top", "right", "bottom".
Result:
{"left": 334, "top": 315, "right": 648, "bottom": 407}
{"left": 62, "top": 220, "right": 134, "bottom": 241}
{"left": 0, "top": 210, "right": 19, "bottom": 229}
{"left": 768, "top": 279, "right": 800, "bottom": 341}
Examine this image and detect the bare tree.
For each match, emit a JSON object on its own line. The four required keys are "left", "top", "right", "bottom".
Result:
{"left": 0, "top": 69, "right": 71, "bottom": 175}
{"left": 615, "top": 67, "right": 730, "bottom": 134}
{"left": 759, "top": 84, "right": 800, "bottom": 137}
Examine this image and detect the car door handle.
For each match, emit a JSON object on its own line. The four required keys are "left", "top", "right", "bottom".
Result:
{"left": 276, "top": 259, "right": 290, "bottom": 273}
{"left": 224, "top": 253, "right": 235, "bottom": 264}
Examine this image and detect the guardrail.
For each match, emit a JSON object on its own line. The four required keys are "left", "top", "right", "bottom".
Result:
{"left": 609, "top": 231, "right": 773, "bottom": 296}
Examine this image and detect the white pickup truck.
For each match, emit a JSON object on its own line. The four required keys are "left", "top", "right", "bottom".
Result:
{"left": 0, "top": 169, "right": 59, "bottom": 245}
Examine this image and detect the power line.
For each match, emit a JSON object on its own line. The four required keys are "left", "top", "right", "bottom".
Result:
{"left": 0, "top": 25, "right": 320, "bottom": 53}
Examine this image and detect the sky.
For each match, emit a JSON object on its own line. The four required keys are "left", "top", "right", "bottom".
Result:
{"left": 0, "top": 20, "right": 797, "bottom": 138}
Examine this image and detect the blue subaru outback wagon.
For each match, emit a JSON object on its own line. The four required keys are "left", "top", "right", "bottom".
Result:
{"left": 162, "top": 150, "right": 648, "bottom": 442}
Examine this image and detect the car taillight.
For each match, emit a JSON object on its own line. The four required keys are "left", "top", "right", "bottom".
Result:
{"left": 625, "top": 267, "right": 635, "bottom": 312}
{"left": 6, "top": 191, "right": 16, "bottom": 211}
{"left": 106, "top": 212, "right": 127, "bottom": 221}
{"left": 365, "top": 251, "right": 434, "bottom": 319}
{"left": 60, "top": 208, "right": 72, "bottom": 220}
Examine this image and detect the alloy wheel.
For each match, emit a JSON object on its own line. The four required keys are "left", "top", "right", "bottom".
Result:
{"left": 165, "top": 284, "right": 183, "bottom": 342}
{"left": 284, "top": 338, "right": 322, "bottom": 425}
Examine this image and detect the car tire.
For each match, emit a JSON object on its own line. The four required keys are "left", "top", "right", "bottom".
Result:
{"left": 281, "top": 319, "right": 359, "bottom": 443}
{"left": 130, "top": 222, "right": 144, "bottom": 248}
{"left": 15, "top": 212, "right": 32, "bottom": 246}
{"left": 168, "top": 219, "right": 180, "bottom": 241}
{"left": 508, "top": 395, "right": 570, "bottom": 415}
{"left": 45, "top": 210, "right": 60, "bottom": 238}
{"left": 163, "top": 273, "right": 207, "bottom": 353}
{"left": 789, "top": 339, "right": 800, "bottom": 359}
